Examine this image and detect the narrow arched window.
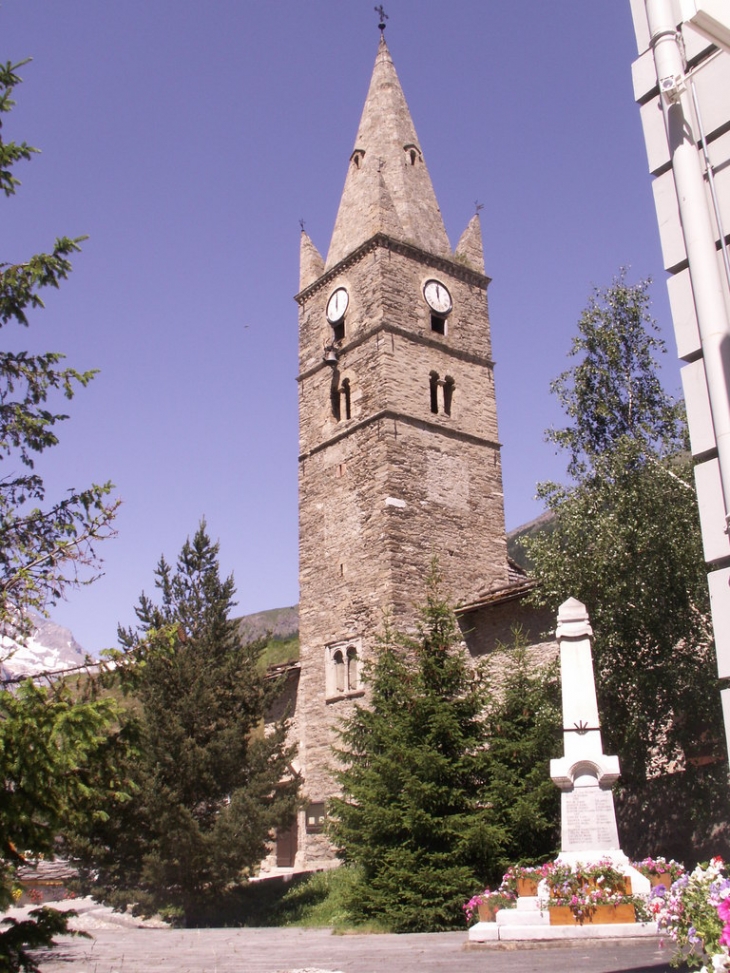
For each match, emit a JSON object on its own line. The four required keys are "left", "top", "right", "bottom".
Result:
{"left": 346, "top": 646, "right": 358, "bottom": 692}
{"left": 334, "top": 650, "right": 345, "bottom": 693}
{"left": 444, "top": 376, "right": 455, "bottom": 417}
{"left": 429, "top": 371, "right": 439, "bottom": 414}
{"left": 341, "top": 378, "right": 351, "bottom": 420}
{"left": 326, "top": 639, "right": 364, "bottom": 702}
{"left": 332, "top": 378, "right": 352, "bottom": 422}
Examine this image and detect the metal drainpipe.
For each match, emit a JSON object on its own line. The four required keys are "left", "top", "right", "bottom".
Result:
{"left": 645, "top": 0, "right": 730, "bottom": 532}
{"left": 688, "top": 75, "right": 730, "bottom": 291}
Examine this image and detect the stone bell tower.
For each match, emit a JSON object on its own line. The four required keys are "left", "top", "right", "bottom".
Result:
{"left": 294, "top": 29, "right": 510, "bottom": 867}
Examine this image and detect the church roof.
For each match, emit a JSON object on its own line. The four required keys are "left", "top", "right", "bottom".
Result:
{"left": 325, "top": 34, "right": 452, "bottom": 270}
{"left": 456, "top": 559, "right": 536, "bottom": 615}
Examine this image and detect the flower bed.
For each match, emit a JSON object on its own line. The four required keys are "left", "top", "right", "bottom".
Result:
{"left": 544, "top": 858, "right": 640, "bottom": 925}
{"left": 464, "top": 863, "right": 556, "bottom": 924}
{"left": 465, "top": 856, "right": 691, "bottom": 928}
{"left": 502, "top": 864, "right": 553, "bottom": 898}
{"left": 463, "top": 887, "right": 516, "bottom": 924}
{"left": 650, "top": 857, "right": 730, "bottom": 970}
{"left": 633, "top": 856, "right": 685, "bottom": 889}
{"left": 549, "top": 903, "right": 636, "bottom": 925}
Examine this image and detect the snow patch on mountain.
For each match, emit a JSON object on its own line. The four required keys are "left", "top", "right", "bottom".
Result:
{"left": 1, "top": 616, "right": 88, "bottom": 679}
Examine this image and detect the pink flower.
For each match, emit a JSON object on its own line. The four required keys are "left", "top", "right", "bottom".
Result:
{"left": 717, "top": 899, "right": 730, "bottom": 945}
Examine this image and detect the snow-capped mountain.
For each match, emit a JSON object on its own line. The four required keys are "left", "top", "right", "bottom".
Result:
{"left": 1, "top": 616, "right": 88, "bottom": 680}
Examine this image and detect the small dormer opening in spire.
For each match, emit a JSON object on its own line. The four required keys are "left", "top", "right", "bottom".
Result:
{"left": 350, "top": 149, "right": 366, "bottom": 170}
{"left": 404, "top": 143, "right": 422, "bottom": 166}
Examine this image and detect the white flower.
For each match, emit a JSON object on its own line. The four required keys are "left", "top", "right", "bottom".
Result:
{"left": 711, "top": 948, "right": 730, "bottom": 972}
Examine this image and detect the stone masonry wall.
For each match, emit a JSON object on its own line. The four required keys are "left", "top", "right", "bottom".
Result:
{"left": 296, "top": 237, "right": 512, "bottom": 867}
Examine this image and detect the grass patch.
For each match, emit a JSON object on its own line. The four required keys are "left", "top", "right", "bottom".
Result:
{"left": 259, "top": 635, "right": 299, "bottom": 670}
{"left": 279, "top": 866, "right": 365, "bottom": 929}
{"left": 182, "top": 866, "right": 389, "bottom": 931}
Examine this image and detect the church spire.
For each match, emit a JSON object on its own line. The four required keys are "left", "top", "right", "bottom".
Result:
{"left": 455, "top": 212, "right": 486, "bottom": 274}
{"left": 299, "top": 227, "right": 324, "bottom": 290}
{"left": 325, "top": 34, "right": 451, "bottom": 270}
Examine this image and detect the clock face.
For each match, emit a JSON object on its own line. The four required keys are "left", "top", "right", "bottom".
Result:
{"left": 326, "top": 287, "right": 349, "bottom": 324}
{"left": 423, "top": 279, "right": 452, "bottom": 315}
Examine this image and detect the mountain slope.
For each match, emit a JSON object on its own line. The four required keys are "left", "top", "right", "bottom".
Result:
{"left": 1, "top": 617, "right": 88, "bottom": 680}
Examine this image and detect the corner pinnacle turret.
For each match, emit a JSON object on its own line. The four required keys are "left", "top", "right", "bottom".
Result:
{"left": 325, "top": 33, "right": 452, "bottom": 270}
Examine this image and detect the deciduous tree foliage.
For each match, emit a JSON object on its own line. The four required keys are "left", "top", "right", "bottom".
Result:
{"left": 0, "top": 60, "right": 118, "bottom": 644}
{"left": 0, "top": 56, "right": 122, "bottom": 970}
{"left": 74, "top": 523, "right": 301, "bottom": 924}
{"left": 329, "top": 569, "right": 560, "bottom": 932}
{"left": 525, "top": 273, "right": 728, "bottom": 861}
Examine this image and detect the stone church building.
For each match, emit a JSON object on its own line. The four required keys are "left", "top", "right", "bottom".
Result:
{"left": 269, "top": 30, "right": 554, "bottom": 873}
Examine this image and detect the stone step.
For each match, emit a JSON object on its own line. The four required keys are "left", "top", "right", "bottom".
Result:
{"left": 497, "top": 909, "right": 549, "bottom": 927}
{"left": 515, "top": 895, "right": 542, "bottom": 912}
{"left": 468, "top": 921, "right": 659, "bottom": 943}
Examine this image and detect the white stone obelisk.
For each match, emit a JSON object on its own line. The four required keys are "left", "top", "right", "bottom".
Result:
{"left": 549, "top": 598, "right": 648, "bottom": 892}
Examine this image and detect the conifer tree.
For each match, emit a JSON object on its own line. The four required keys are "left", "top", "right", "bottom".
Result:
{"left": 329, "top": 568, "right": 559, "bottom": 932}
{"left": 480, "top": 638, "right": 561, "bottom": 874}
{"left": 0, "top": 56, "right": 121, "bottom": 970}
{"left": 76, "top": 523, "right": 300, "bottom": 923}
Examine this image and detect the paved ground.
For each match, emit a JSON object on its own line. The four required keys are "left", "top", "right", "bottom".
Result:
{"left": 4, "top": 898, "right": 676, "bottom": 973}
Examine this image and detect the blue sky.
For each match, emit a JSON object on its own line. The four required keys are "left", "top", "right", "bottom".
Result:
{"left": 3, "top": 1, "right": 673, "bottom": 652}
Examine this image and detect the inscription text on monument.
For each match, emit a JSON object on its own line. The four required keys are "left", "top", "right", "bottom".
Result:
{"left": 562, "top": 786, "right": 620, "bottom": 852}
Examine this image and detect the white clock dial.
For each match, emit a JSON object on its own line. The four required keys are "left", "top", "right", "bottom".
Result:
{"left": 326, "top": 287, "right": 349, "bottom": 324}
{"left": 423, "top": 279, "right": 452, "bottom": 315}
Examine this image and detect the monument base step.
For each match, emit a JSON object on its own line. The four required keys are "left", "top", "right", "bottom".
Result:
{"left": 468, "top": 921, "right": 658, "bottom": 943}
{"left": 515, "top": 895, "right": 541, "bottom": 911}
{"left": 496, "top": 909, "right": 549, "bottom": 926}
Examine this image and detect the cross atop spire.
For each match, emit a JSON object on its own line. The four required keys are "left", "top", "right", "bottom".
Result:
{"left": 325, "top": 34, "right": 451, "bottom": 269}
{"left": 374, "top": 5, "right": 388, "bottom": 32}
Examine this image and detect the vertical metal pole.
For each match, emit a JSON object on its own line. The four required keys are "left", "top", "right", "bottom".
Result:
{"left": 645, "top": 0, "right": 730, "bottom": 529}
{"left": 644, "top": 0, "right": 730, "bottom": 758}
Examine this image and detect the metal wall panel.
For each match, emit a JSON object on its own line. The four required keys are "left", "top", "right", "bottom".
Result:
{"left": 682, "top": 358, "right": 716, "bottom": 456}
{"left": 694, "top": 456, "right": 730, "bottom": 563}
{"left": 709, "top": 567, "right": 730, "bottom": 678}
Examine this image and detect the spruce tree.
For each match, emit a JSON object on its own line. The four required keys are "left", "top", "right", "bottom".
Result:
{"left": 77, "top": 523, "right": 300, "bottom": 923}
{"left": 329, "top": 568, "right": 507, "bottom": 932}
{"left": 480, "top": 637, "right": 561, "bottom": 874}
